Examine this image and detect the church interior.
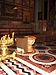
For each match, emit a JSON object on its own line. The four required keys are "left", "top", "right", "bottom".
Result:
{"left": 0, "top": 0, "right": 56, "bottom": 75}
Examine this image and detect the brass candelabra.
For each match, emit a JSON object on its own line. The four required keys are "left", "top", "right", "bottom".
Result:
{"left": 0, "top": 32, "right": 15, "bottom": 61}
